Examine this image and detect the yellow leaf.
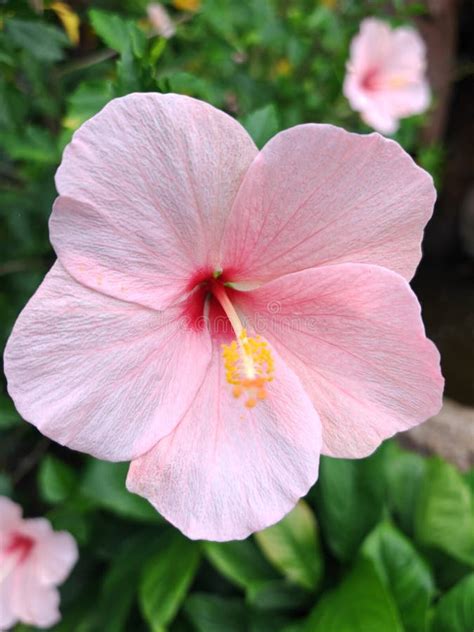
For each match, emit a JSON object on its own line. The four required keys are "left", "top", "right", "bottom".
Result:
{"left": 51, "top": 2, "right": 80, "bottom": 45}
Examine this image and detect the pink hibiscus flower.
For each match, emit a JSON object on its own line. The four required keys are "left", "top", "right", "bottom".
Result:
{"left": 344, "top": 18, "right": 431, "bottom": 134}
{"left": 4, "top": 93, "right": 443, "bottom": 541}
{"left": 0, "top": 497, "right": 77, "bottom": 629}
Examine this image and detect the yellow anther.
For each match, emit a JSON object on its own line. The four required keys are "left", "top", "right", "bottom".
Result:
{"left": 222, "top": 329, "right": 274, "bottom": 409}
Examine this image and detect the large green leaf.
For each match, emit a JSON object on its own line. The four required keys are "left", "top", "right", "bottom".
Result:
{"left": 415, "top": 458, "right": 474, "bottom": 566}
{"left": 362, "top": 522, "right": 435, "bottom": 632}
{"left": 384, "top": 441, "right": 427, "bottom": 534}
{"left": 140, "top": 531, "right": 201, "bottom": 632}
{"left": 431, "top": 573, "right": 474, "bottom": 632}
{"left": 89, "top": 9, "right": 146, "bottom": 56}
{"left": 80, "top": 460, "right": 161, "bottom": 523}
{"left": 185, "top": 594, "right": 248, "bottom": 632}
{"left": 38, "top": 455, "right": 78, "bottom": 504}
{"left": 315, "top": 450, "right": 386, "bottom": 561}
{"left": 255, "top": 501, "right": 323, "bottom": 591}
{"left": 204, "top": 539, "right": 276, "bottom": 590}
{"left": 303, "top": 558, "right": 403, "bottom": 632}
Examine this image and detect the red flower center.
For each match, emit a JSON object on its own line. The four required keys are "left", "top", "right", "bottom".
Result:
{"left": 361, "top": 67, "right": 380, "bottom": 91}
{"left": 5, "top": 532, "right": 35, "bottom": 563}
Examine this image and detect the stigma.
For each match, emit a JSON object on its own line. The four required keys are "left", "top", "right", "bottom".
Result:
{"left": 222, "top": 329, "right": 274, "bottom": 408}
{"left": 211, "top": 279, "right": 274, "bottom": 408}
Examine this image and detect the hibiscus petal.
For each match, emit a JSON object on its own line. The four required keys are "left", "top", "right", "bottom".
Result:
{"left": 348, "top": 18, "right": 393, "bottom": 78}
{"left": 221, "top": 124, "right": 435, "bottom": 282}
{"left": 127, "top": 346, "right": 321, "bottom": 541}
{"left": 0, "top": 576, "right": 17, "bottom": 630}
{"left": 23, "top": 521, "right": 78, "bottom": 586}
{"left": 11, "top": 565, "right": 60, "bottom": 628}
{"left": 53, "top": 92, "right": 257, "bottom": 310}
{"left": 0, "top": 497, "right": 22, "bottom": 532}
{"left": 236, "top": 263, "right": 443, "bottom": 458}
{"left": 387, "top": 26, "right": 427, "bottom": 76}
{"left": 4, "top": 262, "right": 211, "bottom": 461}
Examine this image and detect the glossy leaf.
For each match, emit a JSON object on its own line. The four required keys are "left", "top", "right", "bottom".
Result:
{"left": 303, "top": 558, "right": 403, "bottom": 632}
{"left": 140, "top": 531, "right": 201, "bottom": 631}
{"left": 431, "top": 573, "right": 474, "bottom": 632}
{"left": 415, "top": 457, "right": 474, "bottom": 566}
{"left": 81, "top": 459, "right": 162, "bottom": 523}
{"left": 204, "top": 539, "right": 277, "bottom": 590}
{"left": 38, "top": 454, "right": 77, "bottom": 504}
{"left": 255, "top": 501, "right": 323, "bottom": 591}
{"left": 315, "top": 450, "right": 386, "bottom": 561}
{"left": 384, "top": 441, "right": 427, "bottom": 534}
{"left": 185, "top": 594, "right": 247, "bottom": 632}
{"left": 362, "top": 522, "right": 434, "bottom": 632}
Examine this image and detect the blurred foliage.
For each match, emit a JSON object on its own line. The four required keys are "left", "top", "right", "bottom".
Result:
{"left": 0, "top": 0, "right": 466, "bottom": 631}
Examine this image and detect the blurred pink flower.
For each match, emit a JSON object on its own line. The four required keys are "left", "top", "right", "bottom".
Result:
{"left": 4, "top": 93, "right": 443, "bottom": 541}
{"left": 344, "top": 18, "right": 431, "bottom": 134}
{"left": 147, "top": 3, "right": 176, "bottom": 39}
{"left": 0, "top": 497, "right": 77, "bottom": 629}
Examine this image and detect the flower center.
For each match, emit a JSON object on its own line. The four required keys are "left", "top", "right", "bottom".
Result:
{"left": 211, "top": 281, "right": 274, "bottom": 408}
{"left": 361, "top": 67, "right": 380, "bottom": 91}
{"left": 0, "top": 532, "right": 34, "bottom": 585}
{"left": 5, "top": 532, "right": 34, "bottom": 562}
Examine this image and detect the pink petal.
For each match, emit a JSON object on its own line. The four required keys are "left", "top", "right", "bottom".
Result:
{"left": 349, "top": 18, "right": 392, "bottom": 72}
{"left": 31, "top": 530, "right": 78, "bottom": 587}
{"left": 53, "top": 93, "right": 257, "bottom": 311}
{"left": 0, "top": 497, "right": 22, "bottom": 532}
{"left": 127, "top": 346, "right": 321, "bottom": 541}
{"left": 386, "top": 26, "right": 427, "bottom": 77}
{"left": 0, "top": 575, "right": 17, "bottom": 630}
{"left": 4, "top": 262, "right": 211, "bottom": 461}
{"left": 221, "top": 124, "right": 435, "bottom": 283}
{"left": 236, "top": 263, "right": 444, "bottom": 458}
{"left": 11, "top": 565, "right": 60, "bottom": 629}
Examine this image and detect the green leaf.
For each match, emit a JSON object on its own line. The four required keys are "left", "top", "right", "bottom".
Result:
{"left": 303, "top": 558, "right": 403, "bottom": 632}
{"left": 159, "top": 72, "right": 215, "bottom": 102}
{"left": 204, "top": 539, "right": 276, "bottom": 590}
{"left": 362, "top": 522, "right": 435, "bottom": 632}
{"left": 415, "top": 457, "right": 474, "bottom": 565}
{"left": 0, "top": 127, "right": 59, "bottom": 164}
{"left": 185, "top": 593, "right": 248, "bottom": 632}
{"left": 89, "top": 10, "right": 146, "bottom": 56}
{"left": 80, "top": 459, "right": 162, "bottom": 523}
{"left": 5, "top": 19, "right": 69, "bottom": 62}
{"left": 47, "top": 504, "right": 91, "bottom": 546}
{"left": 139, "top": 531, "right": 201, "bottom": 631}
{"left": 247, "top": 579, "right": 312, "bottom": 612}
{"left": 63, "top": 80, "right": 113, "bottom": 131}
{"left": 465, "top": 468, "right": 474, "bottom": 495}
{"left": 255, "top": 501, "right": 323, "bottom": 590}
{"left": 384, "top": 441, "right": 427, "bottom": 535}
{"left": 315, "top": 450, "right": 386, "bottom": 561}
{"left": 241, "top": 104, "right": 279, "bottom": 148}
{"left": 431, "top": 573, "right": 474, "bottom": 632}
{"left": 38, "top": 455, "right": 78, "bottom": 504}
{"left": 97, "top": 530, "right": 164, "bottom": 632}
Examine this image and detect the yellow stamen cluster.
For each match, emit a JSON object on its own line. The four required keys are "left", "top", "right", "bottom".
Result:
{"left": 222, "top": 329, "right": 274, "bottom": 409}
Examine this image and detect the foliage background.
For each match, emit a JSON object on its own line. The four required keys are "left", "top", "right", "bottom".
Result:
{"left": 0, "top": 0, "right": 473, "bottom": 630}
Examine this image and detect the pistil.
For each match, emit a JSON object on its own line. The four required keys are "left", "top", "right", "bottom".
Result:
{"left": 211, "top": 281, "right": 274, "bottom": 408}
